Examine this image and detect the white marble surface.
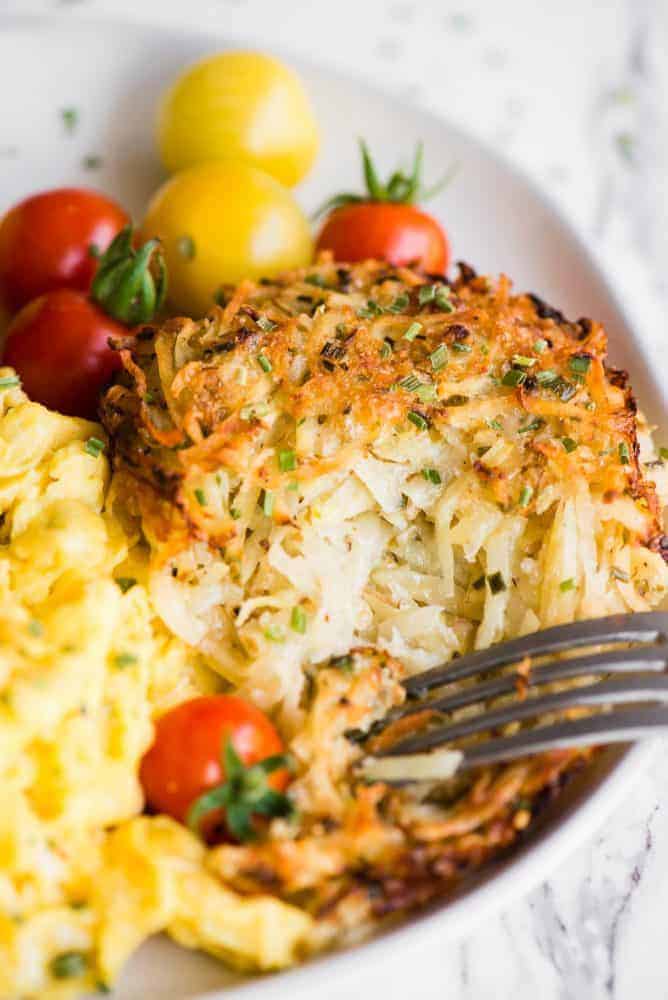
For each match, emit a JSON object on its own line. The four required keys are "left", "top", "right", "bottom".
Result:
{"left": 3, "top": 1, "right": 668, "bottom": 997}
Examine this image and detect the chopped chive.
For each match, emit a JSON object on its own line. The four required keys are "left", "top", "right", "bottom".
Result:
{"left": 290, "top": 606, "right": 307, "bottom": 633}
{"left": 518, "top": 417, "right": 544, "bottom": 434}
{"left": 430, "top": 344, "right": 448, "bottom": 371}
{"left": 611, "top": 566, "right": 630, "bottom": 582}
{"left": 305, "top": 273, "right": 327, "bottom": 288}
{"left": 388, "top": 292, "right": 409, "bottom": 313}
{"left": 660, "top": 447, "right": 668, "bottom": 461}
{"left": 402, "top": 321, "right": 423, "bottom": 342}
{"left": 502, "top": 369, "right": 526, "bottom": 387}
{"left": 113, "top": 652, "right": 137, "bottom": 669}
{"left": 264, "top": 624, "right": 285, "bottom": 642}
{"left": 51, "top": 952, "right": 87, "bottom": 979}
{"left": 487, "top": 571, "right": 506, "bottom": 594}
{"left": 451, "top": 342, "right": 472, "bottom": 354}
{"left": 518, "top": 484, "right": 534, "bottom": 508}
{"left": 418, "top": 284, "right": 437, "bottom": 305}
{"left": 60, "top": 107, "right": 79, "bottom": 133}
{"left": 260, "top": 490, "right": 275, "bottom": 516}
{"left": 407, "top": 410, "right": 429, "bottom": 430}
{"left": 443, "top": 393, "right": 469, "bottom": 406}
{"left": 619, "top": 441, "right": 631, "bottom": 464}
{"left": 115, "top": 577, "right": 136, "bottom": 594}
{"left": 435, "top": 288, "right": 455, "bottom": 312}
{"left": 230, "top": 507, "right": 242, "bottom": 520}
{"left": 380, "top": 339, "right": 393, "bottom": 359}
{"left": 533, "top": 338, "right": 548, "bottom": 353}
{"left": 177, "top": 234, "right": 196, "bottom": 259}
{"left": 486, "top": 417, "right": 503, "bottom": 431}
{"left": 397, "top": 373, "right": 422, "bottom": 392}
{"left": 278, "top": 449, "right": 296, "bottom": 472}
{"left": 257, "top": 353, "right": 272, "bottom": 373}
{"left": 194, "top": 488, "right": 207, "bottom": 506}
{"left": 559, "top": 578, "right": 576, "bottom": 592}
{"left": 256, "top": 315, "right": 277, "bottom": 333}
{"left": 287, "top": 480, "right": 299, "bottom": 492}
{"left": 357, "top": 299, "right": 383, "bottom": 319}
{"left": 511, "top": 354, "right": 536, "bottom": 368}
{"left": 536, "top": 369, "right": 558, "bottom": 385}
{"left": 416, "top": 383, "right": 438, "bottom": 403}
{"left": 569, "top": 354, "right": 591, "bottom": 374}
{"left": 0, "top": 374, "right": 20, "bottom": 390}
{"left": 561, "top": 437, "right": 578, "bottom": 453}
{"left": 422, "top": 467, "right": 442, "bottom": 484}
{"left": 84, "top": 437, "right": 105, "bottom": 458}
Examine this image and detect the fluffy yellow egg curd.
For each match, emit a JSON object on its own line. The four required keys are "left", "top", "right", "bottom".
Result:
{"left": 0, "top": 370, "right": 311, "bottom": 999}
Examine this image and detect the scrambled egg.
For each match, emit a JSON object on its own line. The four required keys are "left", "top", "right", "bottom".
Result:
{"left": 0, "top": 370, "right": 311, "bottom": 999}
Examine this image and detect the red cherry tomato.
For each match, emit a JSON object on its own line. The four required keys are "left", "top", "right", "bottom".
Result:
{"left": 2, "top": 289, "right": 127, "bottom": 419}
{"left": 0, "top": 188, "right": 129, "bottom": 313}
{"left": 139, "top": 695, "right": 290, "bottom": 842}
{"left": 316, "top": 202, "right": 449, "bottom": 273}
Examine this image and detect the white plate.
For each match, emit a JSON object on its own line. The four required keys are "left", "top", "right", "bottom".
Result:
{"left": 1, "top": 13, "right": 665, "bottom": 1000}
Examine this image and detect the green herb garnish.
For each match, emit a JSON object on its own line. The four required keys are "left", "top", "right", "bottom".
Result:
{"left": 260, "top": 490, "right": 275, "bottom": 516}
{"left": 60, "top": 107, "right": 79, "bottom": 133}
{"left": 451, "top": 342, "right": 472, "bottom": 354}
{"left": 290, "top": 606, "right": 307, "bottom": 633}
{"left": 194, "top": 488, "right": 207, "bottom": 506}
{"left": 115, "top": 577, "right": 136, "bottom": 594}
{"left": 533, "top": 338, "right": 548, "bottom": 353}
{"left": 518, "top": 485, "right": 534, "bottom": 508}
{"left": 278, "top": 449, "right": 296, "bottom": 472}
{"left": 422, "top": 468, "right": 442, "bottom": 484}
{"left": 113, "top": 652, "right": 137, "bottom": 669}
{"left": 388, "top": 292, "right": 410, "bottom": 313}
{"left": 501, "top": 369, "right": 526, "bottom": 387}
{"left": 518, "top": 417, "right": 544, "bottom": 434}
{"left": 51, "top": 952, "right": 87, "bottom": 979}
{"left": 402, "top": 321, "right": 422, "bottom": 342}
{"left": 561, "top": 437, "right": 578, "bottom": 453}
{"left": 257, "top": 353, "right": 272, "bottom": 373}
{"left": 430, "top": 344, "right": 448, "bottom": 371}
{"left": 380, "top": 339, "right": 393, "bottom": 358}
{"left": 569, "top": 354, "right": 591, "bottom": 374}
{"left": 619, "top": 441, "right": 631, "bottom": 464}
{"left": 511, "top": 354, "right": 536, "bottom": 368}
{"left": 0, "top": 374, "right": 20, "bottom": 390}
{"left": 256, "top": 315, "right": 277, "bottom": 333}
{"left": 407, "top": 410, "right": 429, "bottom": 430}
{"left": 84, "top": 437, "right": 105, "bottom": 458}
{"left": 264, "top": 624, "right": 284, "bottom": 642}
{"left": 536, "top": 369, "right": 558, "bottom": 385}
{"left": 357, "top": 299, "right": 383, "bottom": 320}
{"left": 305, "top": 273, "right": 327, "bottom": 288}
{"left": 559, "top": 578, "right": 576, "bottom": 592}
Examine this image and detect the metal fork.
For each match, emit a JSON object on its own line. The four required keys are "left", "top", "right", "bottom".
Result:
{"left": 364, "top": 611, "right": 668, "bottom": 774}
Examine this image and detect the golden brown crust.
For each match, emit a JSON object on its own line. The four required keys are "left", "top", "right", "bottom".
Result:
{"left": 101, "top": 257, "right": 662, "bottom": 554}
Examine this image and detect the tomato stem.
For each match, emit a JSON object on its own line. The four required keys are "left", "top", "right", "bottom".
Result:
{"left": 91, "top": 225, "right": 167, "bottom": 325}
{"left": 313, "top": 139, "right": 457, "bottom": 220}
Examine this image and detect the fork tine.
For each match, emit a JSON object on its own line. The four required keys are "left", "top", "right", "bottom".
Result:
{"left": 456, "top": 705, "right": 668, "bottom": 770}
{"left": 382, "top": 674, "right": 668, "bottom": 755}
{"left": 394, "top": 646, "right": 668, "bottom": 721}
{"left": 402, "top": 611, "right": 668, "bottom": 697}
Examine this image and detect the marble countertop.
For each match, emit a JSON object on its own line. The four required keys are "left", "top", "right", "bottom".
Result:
{"left": 5, "top": 1, "right": 668, "bottom": 997}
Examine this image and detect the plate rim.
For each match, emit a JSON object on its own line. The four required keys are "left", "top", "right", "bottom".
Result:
{"left": 0, "top": 11, "right": 663, "bottom": 997}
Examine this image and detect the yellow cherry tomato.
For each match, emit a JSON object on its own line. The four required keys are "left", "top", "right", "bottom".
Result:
{"left": 142, "top": 161, "right": 313, "bottom": 317}
{"left": 158, "top": 50, "right": 320, "bottom": 187}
